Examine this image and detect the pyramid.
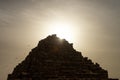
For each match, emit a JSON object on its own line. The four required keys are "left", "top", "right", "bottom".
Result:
{"left": 7, "top": 34, "right": 118, "bottom": 80}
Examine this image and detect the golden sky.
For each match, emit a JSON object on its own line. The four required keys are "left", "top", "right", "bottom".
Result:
{"left": 0, "top": 0, "right": 120, "bottom": 80}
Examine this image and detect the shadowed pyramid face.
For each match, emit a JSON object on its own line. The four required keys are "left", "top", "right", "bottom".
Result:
{"left": 37, "top": 34, "right": 74, "bottom": 53}
{"left": 7, "top": 34, "right": 118, "bottom": 80}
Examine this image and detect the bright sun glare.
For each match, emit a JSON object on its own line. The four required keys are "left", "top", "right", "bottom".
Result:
{"left": 48, "top": 21, "right": 75, "bottom": 42}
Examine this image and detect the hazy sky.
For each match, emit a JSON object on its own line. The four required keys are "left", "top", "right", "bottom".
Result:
{"left": 0, "top": 0, "right": 120, "bottom": 80}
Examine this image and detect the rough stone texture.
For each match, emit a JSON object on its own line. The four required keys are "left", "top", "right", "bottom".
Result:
{"left": 7, "top": 34, "right": 119, "bottom": 80}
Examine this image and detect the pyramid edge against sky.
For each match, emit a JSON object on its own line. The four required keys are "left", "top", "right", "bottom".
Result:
{"left": 7, "top": 34, "right": 119, "bottom": 80}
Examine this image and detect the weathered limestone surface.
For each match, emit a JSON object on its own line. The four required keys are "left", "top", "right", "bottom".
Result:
{"left": 7, "top": 34, "right": 119, "bottom": 80}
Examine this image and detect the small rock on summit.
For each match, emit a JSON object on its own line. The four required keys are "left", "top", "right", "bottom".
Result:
{"left": 7, "top": 34, "right": 118, "bottom": 80}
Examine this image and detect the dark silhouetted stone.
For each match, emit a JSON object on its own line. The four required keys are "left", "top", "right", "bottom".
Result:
{"left": 7, "top": 34, "right": 119, "bottom": 80}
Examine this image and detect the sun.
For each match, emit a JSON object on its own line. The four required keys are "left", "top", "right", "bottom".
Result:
{"left": 48, "top": 21, "right": 75, "bottom": 42}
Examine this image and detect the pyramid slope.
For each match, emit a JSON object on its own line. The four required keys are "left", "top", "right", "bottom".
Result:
{"left": 7, "top": 34, "right": 118, "bottom": 80}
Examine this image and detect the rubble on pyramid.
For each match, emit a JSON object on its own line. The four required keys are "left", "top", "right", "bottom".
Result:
{"left": 7, "top": 34, "right": 119, "bottom": 80}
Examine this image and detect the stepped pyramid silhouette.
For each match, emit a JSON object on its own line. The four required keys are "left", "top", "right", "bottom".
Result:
{"left": 8, "top": 34, "right": 118, "bottom": 80}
